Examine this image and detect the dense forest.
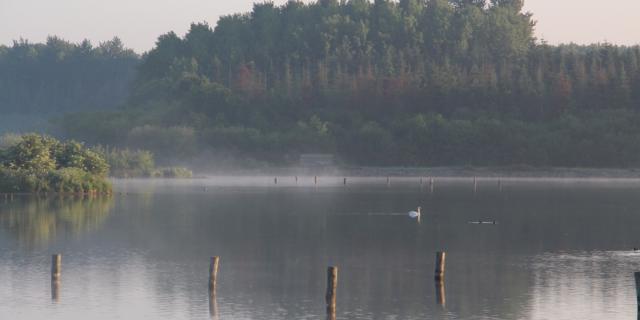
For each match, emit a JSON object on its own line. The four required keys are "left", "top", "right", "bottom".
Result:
{"left": 15, "top": 1, "right": 640, "bottom": 167}
{"left": 0, "top": 37, "right": 139, "bottom": 114}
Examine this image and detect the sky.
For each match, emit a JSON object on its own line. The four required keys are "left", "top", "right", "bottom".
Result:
{"left": 1, "top": 0, "right": 639, "bottom": 53}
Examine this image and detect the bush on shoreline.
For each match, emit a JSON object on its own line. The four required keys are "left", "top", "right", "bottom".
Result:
{"left": 0, "top": 134, "right": 111, "bottom": 194}
{"left": 94, "top": 146, "right": 154, "bottom": 178}
{"left": 93, "top": 146, "right": 192, "bottom": 178}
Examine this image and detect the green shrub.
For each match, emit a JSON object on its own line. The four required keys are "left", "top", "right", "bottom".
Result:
{"left": 0, "top": 134, "right": 111, "bottom": 194}
{"left": 0, "top": 133, "right": 21, "bottom": 149}
{"left": 93, "top": 146, "right": 194, "bottom": 179}
{"left": 94, "top": 146, "right": 155, "bottom": 178}
{"left": 48, "top": 168, "right": 86, "bottom": 193}
{"left": 0, "top": 168, "right": 29, "bottom": 193}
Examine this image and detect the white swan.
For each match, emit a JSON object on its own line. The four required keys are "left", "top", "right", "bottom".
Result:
{"left": 408, "top": 206, "right": 421, "bottom": 219}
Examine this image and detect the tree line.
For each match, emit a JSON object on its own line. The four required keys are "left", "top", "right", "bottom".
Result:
{"left": 17, "top": 1, "right": 640, "bottom": 167}
{"left": 0, "top": 36, "right": 139, "bottom": 114}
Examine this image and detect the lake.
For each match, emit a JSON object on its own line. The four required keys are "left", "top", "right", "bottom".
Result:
{"left": 1, "top": 176, "right": 640, "bottom": 320}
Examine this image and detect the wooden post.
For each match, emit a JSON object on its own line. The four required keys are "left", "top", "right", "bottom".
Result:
{"left": 51, "top": 278, "right": 60, "bottom": 302}
{"left": 386, "top": 176, "right": 391, "bottom": 186}
{"left": 343, "top": 177, "right": 347, "bottom": 186}
{"left": 430, "top": 178, "right": 435, "bottom": 194}
{"left": 498, "top": 178, "right": 503, "bottom": 192}
{"left": 274, "top": 177, "right": 278, "bottom": 185}
{"left": 295, "top": 176, "right": 298, "bottom": 184}
{"left": 51, "top": 254, "right": 62, "bottom": 279}
{"left": 435, "top": 252, "right": 446, "bottom": 281}
{"left": 473, "top": 177, "right": 477, "bottom": 193}
{"left": 635, "top": 272, "right": 640, "bottom": 313}
{"left": 314, "top": 176, "right": 318, "bottom": 185}
{"left": 209, "top": 290, "right": 219, "bottom": 319}
{"left": 51, "top": 254, "right": 61, "bottom": 302}
{"left": 326, "top": 266, "right": 338, "bottom": 316}
{"left": 209, "top": 257, "right": 220, "bottom": 292}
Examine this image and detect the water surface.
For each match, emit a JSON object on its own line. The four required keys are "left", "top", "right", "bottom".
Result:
{"left": 1, "top": 177, "right": 640, "bottom": 320}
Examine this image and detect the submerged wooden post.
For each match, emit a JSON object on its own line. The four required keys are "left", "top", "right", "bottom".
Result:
{"left": 326, "top": 266, "right": 338, "bottom": 316}
{"left": 435, "top": 252, "right": 446, "bottom": 281}
{"left": 209, "top": 257, "right": 220, "bottom": 292}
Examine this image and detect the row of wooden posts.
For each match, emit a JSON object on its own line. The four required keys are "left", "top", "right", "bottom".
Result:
{"left": 2, "top": 177, "right": 502, "bottom": 199}
{"left": 272, "top": 176, "right": 503, "bottom": 193}
{"left": 48, "top": 253, "right": 640, "bottom": 316}
{"left": 48, "top": 252, "right": 448, "bottom": 316}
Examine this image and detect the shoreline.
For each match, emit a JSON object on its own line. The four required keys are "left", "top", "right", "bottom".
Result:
{"left": 193, "top": 166, "right": 640, "bottom": 179}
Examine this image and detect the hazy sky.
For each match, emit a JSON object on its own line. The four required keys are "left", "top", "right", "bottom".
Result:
{"left": 1, "top": 0, "right": 639, "bottom": 53}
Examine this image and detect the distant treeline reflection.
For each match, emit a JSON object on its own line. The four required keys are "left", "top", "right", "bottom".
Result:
{"left": 0, "top": 195, "right": 114, "bottom": 246}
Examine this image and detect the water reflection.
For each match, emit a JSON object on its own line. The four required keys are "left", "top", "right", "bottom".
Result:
{"left": 326, "top": 309, "right": 336, "bottom": 320}
{"left": 208, "top": 292, "right": 218, "bottom": 320}
{"left": 0, "top": 195, "right": 114, "bottom": 247}
{"left": 51, "top": 277, "right": 61, "bottom": 303}
{"left": 435, "top": 280, "right": 446, "bottom": 307}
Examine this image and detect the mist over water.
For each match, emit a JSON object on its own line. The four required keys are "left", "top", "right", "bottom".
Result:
{"left": 1, "top": 178, "right": 640, "bottom": 319}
